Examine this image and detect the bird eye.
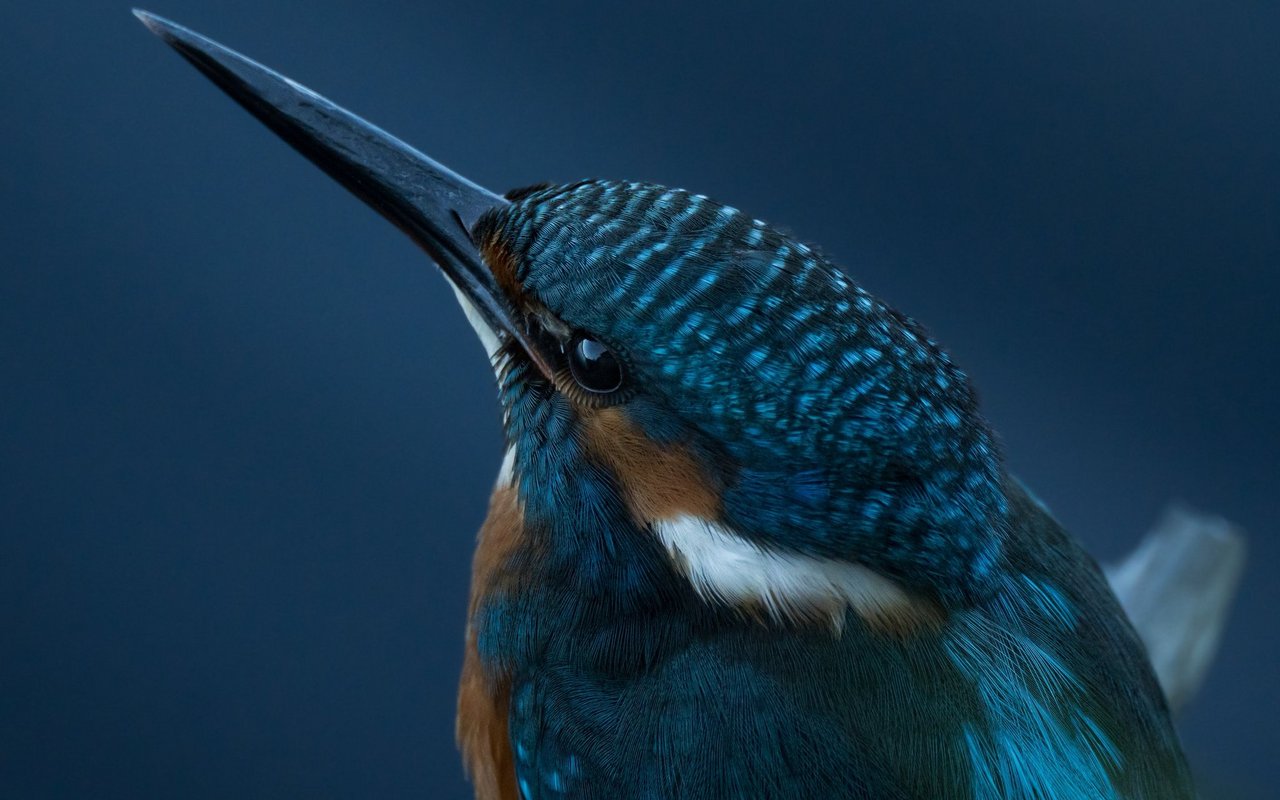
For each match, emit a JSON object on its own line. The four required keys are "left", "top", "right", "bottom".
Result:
{"left": 567, "top": 333, "right": 624, "bottom": 394}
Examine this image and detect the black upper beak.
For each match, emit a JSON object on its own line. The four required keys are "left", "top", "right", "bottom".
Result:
{"left": 134, "top": 10, "right": 543, "bottom": 369}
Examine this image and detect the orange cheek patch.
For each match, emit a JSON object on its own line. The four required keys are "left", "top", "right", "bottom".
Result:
{"left": 582, "top": 406, "right": 720, "bottom": 524}
{"left": 479, "top": 232, "right": 525, "bottom": 303}
{"left": 457, "top": 484, "right": 526, "bottom": 800}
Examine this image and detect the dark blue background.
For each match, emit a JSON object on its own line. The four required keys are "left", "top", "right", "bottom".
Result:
{"left": 2, "top": 2, "right": 1276, "bottom": 798}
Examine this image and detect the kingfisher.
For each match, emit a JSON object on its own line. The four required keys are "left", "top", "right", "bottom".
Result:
{"left": 137, "top": 12, "right": 1198, "bottom": 799}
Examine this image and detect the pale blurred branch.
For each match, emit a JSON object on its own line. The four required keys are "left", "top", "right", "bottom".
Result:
{"left": 1106, "top": 505, "right": 1247, "bottom": 712}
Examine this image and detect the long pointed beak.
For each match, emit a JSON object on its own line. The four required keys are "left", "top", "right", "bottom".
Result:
{"left": 134, "top": 10, "right": 542, "bottom": 370}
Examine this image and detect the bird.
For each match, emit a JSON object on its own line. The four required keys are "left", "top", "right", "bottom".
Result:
{"left": 135, "top": 12, "right": 1197, "bottom": 800}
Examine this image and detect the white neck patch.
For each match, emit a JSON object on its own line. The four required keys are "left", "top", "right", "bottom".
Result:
{"left": 652, "top": 514, "right": 930, "bottom": 632}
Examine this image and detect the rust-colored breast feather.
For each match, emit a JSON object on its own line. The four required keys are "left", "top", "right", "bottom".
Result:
{"left": 457, "top": 484, "right": 525, "bottom": 800}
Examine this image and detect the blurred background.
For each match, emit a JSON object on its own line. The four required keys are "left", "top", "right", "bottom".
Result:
{"left": 2, "top": 2, "right": 1276, "bottom": 797}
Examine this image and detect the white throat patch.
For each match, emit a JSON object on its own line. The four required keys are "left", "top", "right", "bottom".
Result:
{"left": 652, "top": 514, "right": 931, "bottom": 632}
{"left": 446, "top": 278, "right": 503, "bottom": 364}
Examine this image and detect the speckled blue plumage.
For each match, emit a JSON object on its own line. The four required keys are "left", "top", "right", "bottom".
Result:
{"left": 468, "top": 181, "right": 1194, "bottom": 799}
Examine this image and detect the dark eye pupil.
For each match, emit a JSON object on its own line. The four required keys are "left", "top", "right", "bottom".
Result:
{"left": 568, "top": 335, "right": 623, "bottom": 394}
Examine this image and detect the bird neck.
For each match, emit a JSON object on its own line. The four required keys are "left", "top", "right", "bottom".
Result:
{"left": 495, "top": 372, "right": 689, "bottom": 615}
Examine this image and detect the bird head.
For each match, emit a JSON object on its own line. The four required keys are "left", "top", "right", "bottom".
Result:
{"left": 139, "top": 13, "right": 1009, "bottom": 623}
{"left": 476, "top": 183, "right": 1008, "bottom": 609}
